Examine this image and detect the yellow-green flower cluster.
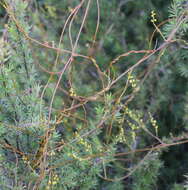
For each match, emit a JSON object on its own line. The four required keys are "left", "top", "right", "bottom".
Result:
{"left": 48, "top": 150, "right": 56, "bottom": 156}
{"left": 151, "top": 10, "right": 157, "bottom": 23}
{"left": 67, "top": 132, "right": 93, "bottom": 162}
{"left": 69, "top": 87, "right": 76, "bottom": 97}
{"left": 22, "top": 155, "right": 30, "bottom": 164}
{"left": 125, "top": 107, "right": 143, "bottom": 124}
{"left": 131, "top": 131, "right": 136, "bottom": 141}
{"left": 125, "top": 107, "right": 143, "bottom": 141}
{"left": 68, "top": 152, "right": 84, "bottom": 162}
{"left": 0, "top": 36, "right": 10, "bottom": 65}
{"left": 127, "top": 120, "right": 139, "bottom": 131}
{"left": 128, "top": 72, "right": 139, "bottom": 89}
{"left": 127, "top": 120, "right": 139, "bottom": 141}
{"left": 149, "top": 112, "right": 159, "bottom": 135}
{"left": 44, "top": 5, "right": 57, "bottom": 18}
{"left": 117, "top": 117, "right": 124, "bottom": 124}
{"left": 116, "top": 127, "right": 126, "bottom": 143}
{"left": 46, "top": 174, "right": 59, "bottom": 189}
{"left": 75, "top": 131, "right": 92, "bottom": 153}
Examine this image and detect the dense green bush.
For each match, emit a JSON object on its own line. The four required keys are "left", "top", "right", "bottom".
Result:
{"left": 0, "top": 0, "right": 188, "bottom": 189}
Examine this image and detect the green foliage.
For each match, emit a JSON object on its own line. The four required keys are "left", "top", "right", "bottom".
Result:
{"left": 171, "top": 183, "right": 185, "bottom": 190}
{"left": 132, "top": 153, "right": 163, "bottom": 190}
{"left": 163, "top": 0, "right": 188, "bottom": 38}
{"left": 0, "top": 0, "right": 188, "bottom": 189}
